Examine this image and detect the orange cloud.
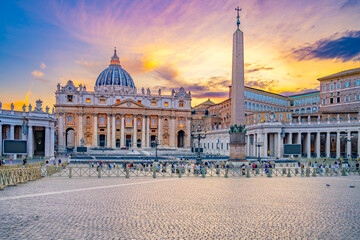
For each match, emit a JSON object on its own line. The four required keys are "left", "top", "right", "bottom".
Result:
{"left": 31, "top": 70, "right": 44, "bottom": 77}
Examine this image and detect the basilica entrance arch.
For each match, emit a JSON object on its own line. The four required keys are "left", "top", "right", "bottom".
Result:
{"left": 66, "top": 128, "right": 75, "bottom": 150}
{"left": 137, "top": 139, "right": 141, "bottom": 148}
{"left": 177, "top": 130, "right": 185, "bottom": 148}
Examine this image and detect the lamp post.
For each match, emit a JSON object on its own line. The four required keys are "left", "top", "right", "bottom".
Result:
{"left": 255, "top": 142, "right": 263, "bottom": 162}
{"left": 191, "top": 125, "right": 206, "bottom": 164}
{"left": 151, "top": 137, "right": 161, "bottom": 162}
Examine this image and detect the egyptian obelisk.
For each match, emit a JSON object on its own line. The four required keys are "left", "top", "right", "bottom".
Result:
{"left": 229, "top": 7, "right": 247, "bottom": 164}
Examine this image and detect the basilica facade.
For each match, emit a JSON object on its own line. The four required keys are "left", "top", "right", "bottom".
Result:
{"left": 55, "top": 50, "right": 192, "bottom": 151}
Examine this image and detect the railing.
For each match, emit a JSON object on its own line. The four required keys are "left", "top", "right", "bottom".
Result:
{"left": 0, "top": 167, "right": 42, "bottom": 189}
{"left": 52, "top": 165, "right": 360, "bottom": 178}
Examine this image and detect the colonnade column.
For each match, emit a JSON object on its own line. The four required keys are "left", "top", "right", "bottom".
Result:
{"left": 146, "top": 116, "right": 150, "bottom": 147}
{"left": 297, "top": 133, "right": 301, "bottom": 144}
{"left": 10, "top": 124, "right": 14, "bottom": 140}
{"left": 141, "top": 115, "right": 146, "bottom": 148}
{"left": 246, "top": 134, "right": 250, "bottom": 156}
{"left": 106, "top": 114, "right": 111, "bottom": 148}
{"left": 306, "top": 132, "right": 311, "bottom": 159}
{"left": 158, "top": 116, "right": 162, "bottom": 144}
{"left": 27, "top": 126, "right": 33, "bottom": 157}
{"left": 0, "top": 124, "right": 2, "bottom": 156}
{"left": 133, "top": 115, "right": 137, "bottom": 148}
{"left": 120, "top": 114, "right": 125, "bottom": 148}
{"left": 287, "top": 133, "right": 293, "bottom": 144}
{"left": 347, "top": 131, "right": 351, "bottom": 158}
{"left": 358, "top": 131, "right": 360, "bottom": 157}
{"left": 58, "top": 113, "right": 65, "bottom": 151}
{"left": 336, "top": 131, "right": 341, "bottom": 159}
{"left": 316, "top": 132, "right": 320, "bottom": 158}
{"left": 112, "top": 115, "right": 116, "bottom": 148}
{"left": 326, "top": 132, "right": 330, "bottom": 158}
{"left": 93, "top": 114, "right": 98, "bottom": 147}
{"left": 277, "top": 132, "right": 282, "bottom": 158}
{"left": 50, "top": 126, "right": 55, "bottom": 156}
{"left": 78, "top": 113, "right": 83, "bottom": 146}
{"left": 263, "top": 132, "right": 268, "bottom": 157}
{"left": 45, "top": 127, "right": 50, "bottom": 157}
{"left": 252, "top": 134, "right": 256, "bottom": 157}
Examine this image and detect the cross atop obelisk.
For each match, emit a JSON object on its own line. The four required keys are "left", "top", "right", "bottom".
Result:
{"left": 235, "top": 7, "right": 241, "bottom": 29}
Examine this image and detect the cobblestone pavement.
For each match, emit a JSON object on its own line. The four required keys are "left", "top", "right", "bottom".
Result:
{"left": 0, "top": 176, "right": 359, "bottom": 239}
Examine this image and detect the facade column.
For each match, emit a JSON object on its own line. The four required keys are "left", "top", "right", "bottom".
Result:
{"left": 347, "top": 131, "right": 351, "bottom": 158}
{"left": 78, "top": 113, "right": 83, "bottom": 146}
{"left": 306, "top": 132, "right": 311, "bottom": 159}
{"left": 58, "top": 113, "right": 65, "bottom": 151}
{"left": 120, "top": 114, "right": 125, "bottom": 148}
{"left": 263, "top": 132, "right": 268, "bottom": 157}
{"left": 297, "top": 132, "right": 301, "bottom": 144}
{"left": 186, "top": 117, "right": 191, "bottom": 148}
{"left": 112, "top": 115, "right": 116, "bottom": 148}
{"left": 93, "top": 114, "right": 98, "bottom": 147}
{"left": 45, "top": 127, "right": 50, "bottom": 157}
{"left": 107, "top": 114, "right": 111, "bottom": 148}
{"left": 10, "top": 124, "right": 14, "bottom": 140}
{"left": 27, "top": 126, "right": 33, "bottom": 157}
{"left": 158, "top": 116, "right": 162, "bottom": 145}
{"left": 50, "top": 126, "right": 55, "bottom": 156}
{"left": 287, "top": 133, "right": 292, "bottom": 144}
{"left": 336, "top": 131, "right": 340, "bottom": 159}
{"left": 326, "top": 132, "right": 331, "bottom": 158}
{"left": 133, "top": 115, "right": 137, "bottom": 148}
{"left": 253, "top": 134, "right": 257, "bottom": 157}
{"left": 141, "top": 115, "right": 146, "bottom": 148}
{"left": 316, "top": 132, "right": 320, "bottom": 158}
{"left": 170, "top": 117, "right": 176, "bottom": 147}
{"left": 146, "top": 116, "right": 150, "bottom": 147}
{"left": 0, "top": 124, "right": 2, "bottom": 156}
{"left": 246, "top": 134, "right": 250, "bottom": 156}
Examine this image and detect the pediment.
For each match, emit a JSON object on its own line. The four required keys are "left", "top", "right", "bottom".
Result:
{"left": 113, "top": 99, "right": 146, "bottom": 108}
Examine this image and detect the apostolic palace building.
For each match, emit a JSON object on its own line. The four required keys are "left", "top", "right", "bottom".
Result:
{"left": 54, "top": 50, "right": 192, "bottom": 152}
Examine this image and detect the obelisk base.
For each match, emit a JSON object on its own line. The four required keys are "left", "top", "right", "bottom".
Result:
{"left": 228, "top": 132, "right": 248, "bottom": 166}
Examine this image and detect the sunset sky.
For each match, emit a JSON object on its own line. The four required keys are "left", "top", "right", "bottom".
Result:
{"left": 0, "top": 0, "right": 360, "bottom": 110}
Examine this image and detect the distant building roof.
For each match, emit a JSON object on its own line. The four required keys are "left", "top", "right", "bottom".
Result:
{"left": 288, "top": 91, "right": 320, "bottom": 98}
{"left": 317, "top": 67, "right": 360, "bottom": 81}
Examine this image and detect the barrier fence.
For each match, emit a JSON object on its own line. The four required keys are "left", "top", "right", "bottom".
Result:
{"left": 51, "top": 165, "right": 360, "bottom": 178}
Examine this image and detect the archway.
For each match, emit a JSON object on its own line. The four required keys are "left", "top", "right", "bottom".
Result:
{"left": 66, "top": 128, "right": 75, "bottom": 150}
{"left": 137, "top": 139, "right": 141, "bottom": 148}
{"left": 177, "top": 130, "right": 185, "bottom": 148}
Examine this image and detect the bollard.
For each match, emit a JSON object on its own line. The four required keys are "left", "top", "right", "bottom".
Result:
{"left": 287, "top": 168, "right": 291, "bottom": 177}
{"left": 326, "top": 168, "right": 329, "bottom": 176}
{"left": 341, "top": 168, "right": 347, "bottom": 176}
{"left": 153, "top": 165, "right": 157, "bottom": 178}
{"left": 126, "top": 167, "right": 130, "bottom": 178}
{"left": 301, "top": 168, "right": 304, "bottom": 176}
{"left": 225, "top": 168, "right": 228, "bottom": 178}
{"left": 306, "top": 168, "right": 310, "bottom": 177}
{"left": 202, "top": 168, "right": 206, "bottom": 178}
{"left": 69, "top": 167, "right": 72, "bottom": 178}
{"left": 267, "top": 169, "right": 272, "bottom": 178}
{"left": 98, "top": 168, "right": 101, "bottom": 178}
{"left": 312, "top": 168, "right": 316, "bottom": 177}
{"left": 246, "top": 167, "right": 250, "bottom": 178}
{"left": 179, "top": 168, "right": 182, "bottom": 178}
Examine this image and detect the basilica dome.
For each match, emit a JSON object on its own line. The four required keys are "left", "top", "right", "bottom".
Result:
{"left": 95, "top": 49, "right": 135, "bottom": 89}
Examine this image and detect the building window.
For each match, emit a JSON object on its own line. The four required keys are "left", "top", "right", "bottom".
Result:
{"left": 322, "top": 99, "right": 325, "bottom": 104}
{"left": 179, "top": 119, "right": 184, "bottom": 128}
{"left": 100, "top": 116, "right": 105, "bottom": 125}
{"left": 344, "top": 82, "right": 350, "bottom": 88}
{"left": 137, "top": 118, "right": 141, "bottom": 126}
{"left": 127, "top": 117, "right": 131, "bottom": 126}
{"left": 345, "top": 96, "right": 349, "bottom": 102}
{"left": 330, "top": 98, "right": 333, "bottom": 104}
{"left": 287, "top": 114, "right": 290, "bottom": 119}
{"left": 151, "top": 101, "right": 156, "bottom": 106}
{"left": 100, "top": 99, "right": 105, "bottom": 104}
{"left": 355, "top": 80, "right": 360, "bottom": 86}
{"left": 67, "top": 95, "right": 73, "bottom": 102}
{"left": 151, "top": 118, "right": 155, "bottom": 126}
{"left": 67, "top": 115, "right": 73, "bottom": 124}
{"left": 179, "top": 101, "right": 184, "bottom": 107}
{"left": 116, "top": 118, "right": 120, "bottom": 126}
{"left": 330, "top": 84, "right": 334, "bottom": 90}
{"left": 336, "top": 83, "right": 340, "bottom": 89}
{"left": 116, "top": 99, "right": 120, "bottom": 104}
{"left": 86, "top": 98, "right": 91, "bottom": 103}
{"left": 322, "top": 86, "right": 326, "bottom": 91}
{"left": 356, "top": 94, "right": 360, "bottom": 100}
{"left": 337, "top": 97, "right": 341, "bottom": 103}
{"left": 164, "top": 102, "right": 168, "bottom": 107}
{"left": 138, "top": 100, "right": 142, "bottom": 104}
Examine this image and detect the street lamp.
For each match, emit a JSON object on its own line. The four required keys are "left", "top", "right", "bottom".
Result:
{"left": 255, "top": 142, "right": 263, "bottom": 162}
{"left": 151, "top": 137, "right": 161, "bottom": 162}
{"left": 191, "top": 124, "right": 206, "bottom": 164}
